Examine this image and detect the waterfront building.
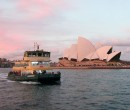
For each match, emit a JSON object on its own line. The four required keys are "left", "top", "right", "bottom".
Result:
{"left": 58, "top": 37, "right": 122, "bottom": 67}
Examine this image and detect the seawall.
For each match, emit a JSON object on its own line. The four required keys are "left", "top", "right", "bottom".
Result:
{"left": 51, "top": 66, "right": 130, "bottom": 69}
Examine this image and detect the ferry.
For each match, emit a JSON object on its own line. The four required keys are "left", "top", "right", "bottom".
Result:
{"left": 8, "top": 44, "right": 61, "bottom": 84}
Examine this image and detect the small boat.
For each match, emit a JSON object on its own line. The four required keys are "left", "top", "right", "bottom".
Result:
{"left": 8, "top": 44, "right": 61, "bottom": 84}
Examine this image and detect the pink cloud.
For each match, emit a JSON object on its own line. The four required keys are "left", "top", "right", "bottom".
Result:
{"left": 0, "top": 0, "right": 70, "bottom": 61}
{"left": 0, "top": 29, "right": 33, "bottom": 59}
{"left": 17, "top": 0, "right": 67, "bottom": 20}
{"left": 0, "top": 28, "right": 63, "bottom": 61}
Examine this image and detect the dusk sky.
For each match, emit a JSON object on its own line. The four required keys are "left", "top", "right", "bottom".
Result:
{"left": 0, "top": 0, "right": 130, "bottom": 61}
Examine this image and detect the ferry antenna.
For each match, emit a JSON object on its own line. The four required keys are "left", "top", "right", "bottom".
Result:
{"left": 34, "top": 42, "right": 40, "bottom": 50}
{"left": 34, "top": 42, "right": 35, "bottom": 51}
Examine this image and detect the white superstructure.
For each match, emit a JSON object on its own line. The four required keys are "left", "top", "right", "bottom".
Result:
{"left": 62, "top": 37, "right": 121, "bottom": 62}
{"left": 69, "top": 44, "right": 77, "bottom": 60}
{"left": 77, "top": 37, "right": 96, "bottom": 61}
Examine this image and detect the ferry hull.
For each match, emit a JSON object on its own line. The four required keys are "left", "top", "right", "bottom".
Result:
{"left": 8, "top": 73, "right": 61, "bottom": 84}
{"left": 38, "top": 75, "right": 60, "bottom": 84}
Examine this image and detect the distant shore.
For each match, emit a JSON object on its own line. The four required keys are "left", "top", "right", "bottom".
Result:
{"left": 51, "top": 66, "right": 130, "bottom": 69}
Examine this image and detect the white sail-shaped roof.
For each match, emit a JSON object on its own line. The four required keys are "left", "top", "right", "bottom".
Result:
{"left": 91, "top": 52, "right": 99, "bottom": 60}
{"left": 77, "top": 37, "right": 96, "bottom": 61}
{"left": 63, "top": 48, "right": 70, "bottom": 58}
{"left": 85, "top": 52, "right": 94, "bottom": 60}
{"left": 62, "top": 37, "right": 122, "bottom": 62}
{"left": 69, "top": 44, "right": 77, "bottom": 60}
{"left": 96, "top": 46, "right": 112, "bottom": 60}
{"left": 85, "top": 51, "right": 99, "bottom": 60}
{"left": 107, "top": 51, "right": 121, "bottom": 62}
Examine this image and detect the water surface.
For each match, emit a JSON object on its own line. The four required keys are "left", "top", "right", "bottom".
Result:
{"left": 0, "top": 68, "right": 130, "bottom": 110}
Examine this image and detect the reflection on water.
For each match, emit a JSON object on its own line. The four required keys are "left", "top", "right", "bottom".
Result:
{"left": 0, "top": 69, "right": 130, "bottom": 110}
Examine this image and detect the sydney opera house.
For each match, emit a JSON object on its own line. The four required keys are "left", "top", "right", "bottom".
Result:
{"left": 58, "top": 37, "right": 122, "bottom": 67}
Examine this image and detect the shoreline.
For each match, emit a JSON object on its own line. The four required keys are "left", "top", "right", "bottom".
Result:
{"left": 51, "top": 66, "right": 130, "bottom": 69}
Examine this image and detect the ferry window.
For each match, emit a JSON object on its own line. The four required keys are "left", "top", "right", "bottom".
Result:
{"left": 43, "top": 53, "right": 46, "bottom": 57}
{"left": 32, "top": 62, "right": 38, "bottom": 65}
{"left": 38, "top": 53, "right": 42, "bottom": 56}
{"left": 44, "top": 53, "right": 49, "bottom": 57}
{"left": 38, "top": 62, "right": 42, "bottom": 65}
{"left": 32, "top": 53, "right": 36, "bottom": 56}
{"left": 43, "top": 62, "right": 49, "bottom": 66}
{"left": 48, "top": 53, "right": 50, "bottom": 57}
{"left": 36, "top": 70, "right": 42, "bottom": 73}
{"left": 28, "top": 53, "right": 31, "bottom": 57}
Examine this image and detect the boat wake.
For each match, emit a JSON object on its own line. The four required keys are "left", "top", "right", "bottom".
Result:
{"left": 19, "top": 81, "right": 41, "bottom": 85}
{"left": 0, "top": 73, "right": 8, "bottom": 81}
{"left": 0, "top": 73, "right": 41, "bottom": 85}
{"left": 0, "top": 73, "right": 16, "bottom": 83}
{"left": 6, "top": 80, "right": 16, "bottom": 83}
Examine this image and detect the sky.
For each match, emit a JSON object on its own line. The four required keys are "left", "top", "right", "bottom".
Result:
{"left": 0, "top": 0, "right": 130, "bottom": 61}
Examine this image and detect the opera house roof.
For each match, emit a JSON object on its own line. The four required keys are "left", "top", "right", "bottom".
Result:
{"left": 63, "top": 37, "right": 121, "bottom": 62}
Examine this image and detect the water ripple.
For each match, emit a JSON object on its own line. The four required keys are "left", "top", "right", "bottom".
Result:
{"left": 0, "top": 69, "right": 130, "bottom": 110}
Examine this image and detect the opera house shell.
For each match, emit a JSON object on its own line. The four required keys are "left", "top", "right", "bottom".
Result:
{"left": 62, "top": 37, "right": 121, "bottom": 62}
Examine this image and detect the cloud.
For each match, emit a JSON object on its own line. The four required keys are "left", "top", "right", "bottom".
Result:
{"left": 0, "top": 0, "right": 71, "bottom": 61}
{"left": 0, "top": 27, "right": 41, "bottom": 59}
{"left": 94, "top": 42, "right": 105, "bottom": 49}
{"left": 93, "top": 35, "right": 130, "bottom": 47}
{"left": 0, "top": 28, "right": 69, "bottom": 61}
{"left": 0, "top": 0, "right": 71, "bottom": 38}
{"left": 104, "top": 38, "right": 130, "bottom": 46}
{"left": 124, "top": 47, "right": 130, "bottom": 53}
{"left": 18, "top": 0, "right": 52, "bottom": 20}
{"left": 0, "top": 0, "right": 67, "bottom": 20}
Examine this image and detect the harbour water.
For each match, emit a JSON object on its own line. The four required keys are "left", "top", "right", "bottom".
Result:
{"left": 0, "top": 68, "right": 130, "bottom": 110}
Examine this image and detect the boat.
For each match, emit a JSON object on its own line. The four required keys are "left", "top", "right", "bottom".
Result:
{"left": 8, "top": 44, "right": 61, "bottom": 84}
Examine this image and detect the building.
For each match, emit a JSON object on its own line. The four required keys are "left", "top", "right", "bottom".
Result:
{"left": 0, "top": 58, "right": 14, "bottom": 68}
{"left": 58, "top": 37, "right": 122, "bottom": 67}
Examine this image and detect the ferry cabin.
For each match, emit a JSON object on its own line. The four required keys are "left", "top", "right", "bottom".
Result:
{"left": 12, "top": 50, "right": 51, "bottom": 75}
